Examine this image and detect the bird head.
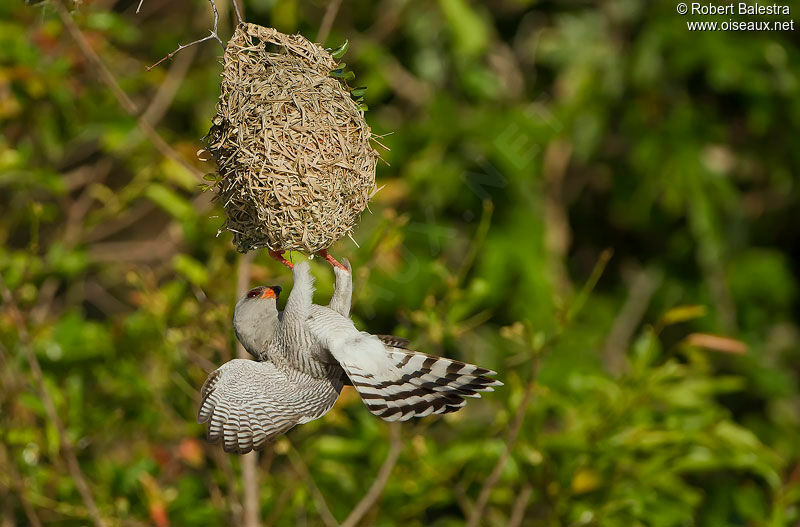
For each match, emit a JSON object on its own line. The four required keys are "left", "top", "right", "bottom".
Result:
{"left": 233, "top": 286, "right": 282, "bottom": 359}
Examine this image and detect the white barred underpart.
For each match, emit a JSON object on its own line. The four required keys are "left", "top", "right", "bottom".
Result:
{"left": 308, "top": 315, "right": 502, "bottom": 422}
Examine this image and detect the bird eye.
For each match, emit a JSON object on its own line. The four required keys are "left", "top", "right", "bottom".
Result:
{"left": 246, "top": 288, "right": 261, "bottom": 299}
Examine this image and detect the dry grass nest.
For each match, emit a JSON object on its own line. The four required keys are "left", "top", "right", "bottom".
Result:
{"left": 207, "top": 23, "right": 378, "bottom": 253}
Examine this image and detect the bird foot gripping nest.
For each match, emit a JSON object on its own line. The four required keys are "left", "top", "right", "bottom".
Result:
{"left": 206, "top": 23, "right": 378, "bottom": 267}
{"left": 268, "top": 249, "right": 348, "bottom": 271}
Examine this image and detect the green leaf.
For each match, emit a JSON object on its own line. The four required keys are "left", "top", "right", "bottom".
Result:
{"left": 329, "top": 68, "right": 355, "bottom": 81}
{"left": 330, "top": 39, "right": 349, "bottom": 59}
{"left": 659, "top": 305, "right": 707, "bottom": 327}
{"left": 439, "top": 0, "right": 489, "bottom": 58}
{"left": 145, "top": 184, "right": 193, "bottom": 221}
{"left": 43, "top": 311, "right": 113, "bottom": 361}
{"left": 173, "top": 254, "right": 209, "bottom": 287}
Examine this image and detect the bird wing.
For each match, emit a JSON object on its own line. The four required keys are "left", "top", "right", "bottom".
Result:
{"left": 376, "top": 335, "right": 411, "bottom": 349}
{"left": 198, "top": 359, "right": 340, "bottom": 453}
{"left": 307, "top": 311, "right": 501, "bottom": 422}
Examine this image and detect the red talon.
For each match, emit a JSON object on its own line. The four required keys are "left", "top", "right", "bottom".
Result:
{"left": 316, "top": 249, "right": 347, "bottom": 271}
{"left": 269, "top": 250, "right": 294, "bottom": 269}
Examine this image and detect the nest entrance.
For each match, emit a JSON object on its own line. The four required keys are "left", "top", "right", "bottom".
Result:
{"left": 207, "top": 24, "right": 377, "bottom": 253}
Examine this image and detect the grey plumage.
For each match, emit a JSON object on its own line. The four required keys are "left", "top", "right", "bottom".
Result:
{"left": 198, "top": 259, "right": 500, "bottom": 453}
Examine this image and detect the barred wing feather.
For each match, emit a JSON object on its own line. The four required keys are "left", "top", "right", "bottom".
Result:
{"left": 198, "top": 359, "right": 339, "bottom": 453}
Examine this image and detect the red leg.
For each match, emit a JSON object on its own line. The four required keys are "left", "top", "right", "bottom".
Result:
{"left": 269, "top": 250, "right": 294, "bottom": 269}
{"left": 316, "top": 249, "right": 348, "bottom": 271}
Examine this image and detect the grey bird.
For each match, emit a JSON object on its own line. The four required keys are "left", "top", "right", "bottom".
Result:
{"left": 198, "top": 261, "right": 501, "bottom": 454}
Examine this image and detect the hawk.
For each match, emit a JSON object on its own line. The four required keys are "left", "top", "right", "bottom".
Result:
{"left": 198, "top": 260, "right": 501, "bottom": 453}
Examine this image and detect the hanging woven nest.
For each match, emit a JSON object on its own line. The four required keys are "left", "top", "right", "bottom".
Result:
{"left": 206, "top": 23, "right": 378, "bottom": 253}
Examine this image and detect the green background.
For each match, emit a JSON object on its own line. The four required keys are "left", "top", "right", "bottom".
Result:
{"left": 2, "top": 0, "right": 800, "bottom": 525}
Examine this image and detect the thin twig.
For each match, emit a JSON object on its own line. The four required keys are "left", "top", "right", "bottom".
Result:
{"left": 264, "top": 483, "right": 295, "bottom": 527}
{"left": 602, "top": 267, "right": 662, "bottom": 375}
{"left": 316, "top": 0, "right": 342, "bottom": 44}
{"left": 455, "top": 199, "right": 493, "bottom": 286}
{"left": 0, "top": 277, "right": 108, "bottom": 527}
{"left": 147, "top": 0, "right": 224, "bottom": 71}
{"left": 0, "top": 444, "right": 43, "bottom": 527}
{"left": 55, "top": 0, "right": 134, "bottom": 114}
{"left": 466, "top": 250, "right": 613, "bottom": 527}
{"left": 453, "top": 481, "right": 476, "bottom": 519}
{"left": 135, "top": 0, "right": 144, "bottom": 13}
{"left": 88, "top": 225, "right": 181, "bottom": 263}
{"left": 508, "top": 482, "right": 532, "bottom": 527}
{"left": 209, "top": 446, "right": 244, "bottom": 524}
{"left": 231, "top": 0, "right": 244, "bottom": 25}
{"left": 286, "top": 445, "right": 339, "bottom": 527}
{"left": 465, "top": 356, "right": 539, "bottom": 527}
{"left": 142, "top": 45, "right": 198, "bottom": 126}
{"left": 0, "top": 473, "right": 92, "bottom": 523}
{"left": 543, "top": 140, "right": 574, "bottom": 297}
{"left": 565, "top": 248, "right": 613, "bottom": 324}
{"left": 236, "top": 253, "right": 261, "bottom": 527}
{"left": 341, "top": 424, "right": 402, "bottom": 527}
{"left": 53, "top": 0, "right": 204, "bottom": 180}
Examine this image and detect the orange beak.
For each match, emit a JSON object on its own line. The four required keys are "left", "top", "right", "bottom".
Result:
{"left": 259, "top": 288, "right": 275, "bottom": 299}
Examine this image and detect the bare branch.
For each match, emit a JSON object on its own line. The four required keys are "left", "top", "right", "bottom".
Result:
{"left": 508, "top": 483, "right": 533, "bottom": 527}
{"left": 147, "top": 0, "right": 224, "bottom": 71}
{"left": 286, "top": 445, "right": 339, "bottom": 527}
{"left": 53, "top": 0, "right": 204, "bottom": 180}
{"left": 543, "top": 140, "right": 574, "bottom": 297}
{"left": 0, "top": 444, "right": 43, "bottom": 527}
{"left": 341, "top": 423, "right": 402, "bottom": 527}
{"left": 466, "top": 250, "right": 613, "bottom": 527}
{"left": 0, "top": 277, "right": 108, "bottom": 527}
{"left": 231, "top": 0, "right": 244, "bottom": 25}
{"left": 316, "top": 0, "right": 342, "bottom": 44}
{"left": 142, "top": 44, "right": 198, "bottom": 126}
{"left": 208, "top": 446, "right": 244, "bottom": 525}
{"left": 465, "top": 357, "right": 538, "bottom": 527}
{"left": 135, "top": 0, "right": 144, "bottom": 14}
{"left": 264, "top": 483, "right": 295, "bottom": 527}
{"left": 603, "top": 267, "right": 663, "bottom": 375}
{"left": 236, "top": 253, "right": 261, "bottom": 527}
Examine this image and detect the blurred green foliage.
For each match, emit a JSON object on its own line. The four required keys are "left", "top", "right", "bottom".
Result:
{"left": 1, "top": 0, "right": 800, "bottom": 526}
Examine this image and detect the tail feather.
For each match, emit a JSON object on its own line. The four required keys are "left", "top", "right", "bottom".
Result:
{"left": 306, "top": 313, "right": 501, "bottom": 422}
{"left": 343, "top": 345, "right": 501, "bottom": 421}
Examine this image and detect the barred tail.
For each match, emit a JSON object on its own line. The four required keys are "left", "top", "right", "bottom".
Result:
{"left": 307, "top": 313, "right": 502, "bottom": 422}
{"left": 345, "top": 346, "right": 502, "bottom": 422}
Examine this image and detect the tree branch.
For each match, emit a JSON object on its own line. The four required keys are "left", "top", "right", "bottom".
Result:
{"left": 603, "top": 266, "right": 662, "bottom": 375}
{"left": 236, "top": 253, "right": 261, "bottom": 527}
{"left": 316, "top": 0, "right": 342, "bottom": 44}
{"left": 508, "top": 482, "right": 532, "bottom": 527}
{"left": 0, "top": 276, "right": 108, "bottom": 527}
{"left": 142, "top": 44, "right": 198, "bottom": 127}
{"left": 231, "top": 0, "right": 244, "bottom": 26}
{"left": 286, "top": 445, "right": 339, "bottom": 527}
{"left": 466, "top": 250, "right": 613, "bottom": 527}
{"left": 465, "top": 356, "right": 538, "bottom": 527}
{"left": 0, "top": 444, "right": 43, "bottom": 527}
{"left": 147, "top": 0, "right": 223, "bottom": 70}
{"left": 53, "top": 0, "right": 204, "bottom": 180}
{"left": 341, "top": 423, "right": 402, "bottom": 527}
